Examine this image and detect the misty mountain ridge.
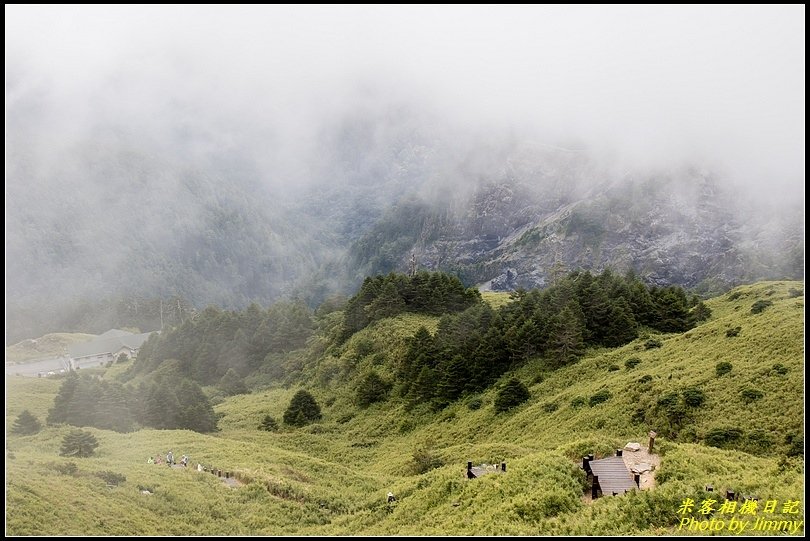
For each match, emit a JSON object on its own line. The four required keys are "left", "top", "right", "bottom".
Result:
{"left": 5, "top": 105, "right": 803, "bottom": 343}
{"left": 352, "top": 149, "right": 803, "bottom": 293}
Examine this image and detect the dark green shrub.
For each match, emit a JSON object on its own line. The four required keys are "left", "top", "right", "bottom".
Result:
{"left": 745, "top": 430, "right": 774, "bottom": 453}
{"left": 682, "top": 387, "right": 706, "bottom": 408}
{"left": 771, "top": 363, "right": 788, "bottom": 375}
{"left": 283, "top": 390, "right": 322, "bottom": 427}
{"left": 656, "top": 392, "right": 680, "bottom": 411}
{"left": 750, "top": 300, "right": 773, "bottom": 314}
{"left": 409, "top": 446, "right": 443, "bottom": 475}
{"left": 494, "top": 378, "right": 530, "bottom": 413}
{"left": 786, "top": 434, "right": 803, "bottom": 457}
{"left": 727, "top": 291, "right": 742, "bottom": 301}
{"left": 705, "top": 427, "right": 743, "bottom": 448}
{"left": 608, "top": 364, "right": 620, "bottom": 372}
{"left": 625, "top": 357, "right": 641, "bottom": 370}
{"left": 715, "top": 361, "right": 733, "bottom": 376}
{"left": 788, "top": 288, "right": 803, "bottom": 298}
{"left": 542, "top": 402, "right": 559, "bottom": 413}
{"left": 725, "top": 327, "right": 741, "bottom": 337}
{"left": 259, "top": 415, "right": 278, "bottom": 431}
{"left": 630, "top": 408, "right": 646, "bottom": 425}
{"left": 588, "top": 389, "right": 612, "bottom": 407}
{"left": 467, "top": 397, "right": 483, "bottom": 411}
{"left": 644, "top": 339, "right": 663, "bottom": 350}
{"left": 53, "top": 461, "right": 79, "bottom": 475}
{"left": 740, "top": 388, "right": 764, "bottom": 402}
{"left": 354, "top": 338, "right": 375, "bottom": 358}
{"left": 95, "top": 470, "right": 126, "bottom": 486}
{"left": 638, "top": 374, "right": 653, "bottom": 384}
{"left": 570, "top": 396, "right": 586, "bottom": 409}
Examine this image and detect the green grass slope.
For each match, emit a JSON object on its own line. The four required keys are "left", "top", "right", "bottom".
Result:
{"left": 5, "top": 281, "right": 804, "bottom": 535}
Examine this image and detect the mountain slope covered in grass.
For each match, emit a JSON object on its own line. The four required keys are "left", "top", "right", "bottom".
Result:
{"left": 5, "top": 280, "right": 804, "bottom": 535}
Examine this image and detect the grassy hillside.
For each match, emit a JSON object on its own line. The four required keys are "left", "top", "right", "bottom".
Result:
{"left": 5, "top": 332, "right": 96, "bottom": 364}
{"left": 5, "top": 281, "right": 804, "bottom": 535}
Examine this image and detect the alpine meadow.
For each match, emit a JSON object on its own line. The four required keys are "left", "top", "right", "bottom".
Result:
{"left": 5, "top": 6, "right": 805, "bottom": 537}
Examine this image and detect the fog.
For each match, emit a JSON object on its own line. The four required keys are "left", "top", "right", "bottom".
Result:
{"left": 7, "top": 5, "right": 804, "bottom": 192}
{"left": 4, "top": 6, "right": 805, "bottom": 341}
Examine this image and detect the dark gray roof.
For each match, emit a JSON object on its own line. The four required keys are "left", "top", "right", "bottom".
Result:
{"left": 589, "top": 456, "right": 636, "bottom": 495}
{"left": 68, "top": 331, "right": 153, "bottom": 359}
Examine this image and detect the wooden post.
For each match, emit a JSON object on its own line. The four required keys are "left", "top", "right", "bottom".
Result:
{"left": 634, "top": 474, "right": 640, "bottom": 487}
{"left": 706, "top": 485, "right": 713, "bottom": 492}
{"left": 501, "top": 462, "right": 506, "bottom": 472}
{"left": 616, "top": 449, "right": 623, "bottom": 457}
{"left": 648, "top": 431, "right": 657, "bottom": 453}
{"left": 726, "top": 490, "right": 735, "bottom": 501}
{"left": 591, "top": 476, "right": 599, "bottom": 499}
{"left": 582, "top": 456, "right": 590, "bottom": 472}
{"left": 218, "top": 469, "right": 222, "bottom": 477}
{"left": 225, "top": 471, "right": 230, "bottom": 479}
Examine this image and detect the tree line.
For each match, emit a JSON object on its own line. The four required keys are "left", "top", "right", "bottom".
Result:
{"left": 341, "top": 271, "right": 481, "bottom": 339}
{"left": 130, "top": 301, "right": 315, "bottom": 386}
{"left": 47, "top": 270, "right": 709, "bottom": 430}
{"left": 47, "top": 372, "right": 217, "bottom": 433}
{"left": 397, "top": 269, "right": 710, "bottom": 407}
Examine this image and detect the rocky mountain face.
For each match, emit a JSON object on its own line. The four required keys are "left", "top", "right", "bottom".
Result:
{"left": 350, "top": 144, "right": 803, "bottom": 295}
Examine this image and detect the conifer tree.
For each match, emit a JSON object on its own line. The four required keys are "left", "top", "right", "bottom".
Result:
{"left": 11, "top": 410, "right": 41, "bottom": 435}
{"left": 283, "top": 390, "right": 322, "bottom": 427}
{"left": 59, "top": 429, "right": 99, "bottom": 458}
{"left": 355, "top": 371, "right": 392, "bottom": 407}
{"left": 494, "top": 378, "right": 530, "bottom": 412}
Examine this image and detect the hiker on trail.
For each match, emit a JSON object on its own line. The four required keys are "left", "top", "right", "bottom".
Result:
{"left": 155, "top": 454, "right": 163, "bottom": 465}
{"left": 387, "top": 492, "right": 396, "bottom": 503}
{"left": 181, "top": 455, "right": 189, "bottom": 467}
{"left": 197, "top": 463, "right": 204, "bottom": 472}
{"left": 147, "top": 456, "right": 154, "bottom": 464}
{"left": 167, "top": 451, "right": 174, "bottom": 466}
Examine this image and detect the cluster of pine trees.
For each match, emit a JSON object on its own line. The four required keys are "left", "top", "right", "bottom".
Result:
{"left": 48, "top": 373, "right": 216, "bottom": 433}
{"left": 398, "top": 270, "right": 709, "bottom": 407}
{"left": 131, "top": 301, "right": 314, "bottom": 386}
{"left": 341, "top": 271, "right": 481, "bottom": 339}
{"left": 113, "top": 269, "right": 708, "bottom": 419}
